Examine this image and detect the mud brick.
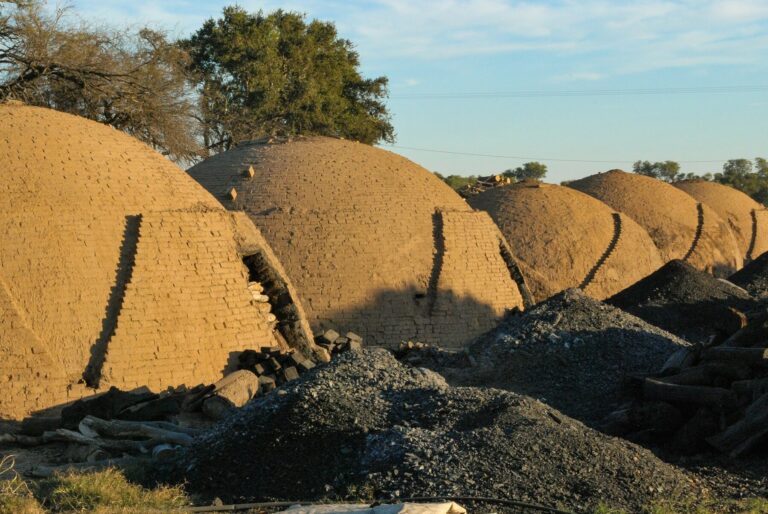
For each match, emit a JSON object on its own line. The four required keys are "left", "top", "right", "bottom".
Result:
{"left": 284, "top": 353, "right": 304, "bottom": 367}
{"left": 335, "top": 337, "right": 350, "bottom": 352}
{"left": 258, "top": 375, "right": 276, "bottom": 393}
{"left": 283, "top": 366, "right": 300, "bottom": 381}
{"left": 297, "top": 359, "right": 316, "bottom": 372}
{"left": 346, "top": 332, "right": 363, "bottom": 343}
{"left": 261, "top": 346, "right": 281, "bottom": 354}
{"left": 267, "top": 357, "right": 282, "bottom": 372}
{"left": 253, "top": 363, "right": 267, "bottom": 375}
{"left": 317, "top": 329, "right": 340, "bottom": 345}
{"left": 348, "top": 340, "right": 363, "bottom": 352}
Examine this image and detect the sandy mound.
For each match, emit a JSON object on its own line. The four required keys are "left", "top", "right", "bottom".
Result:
{"left": 187, "top": 136, "right": 525, "bottom": 348}
{"left": 468, "top": 181, "right": 663, "bottom": 301}
{"left": 608, "top": 260, "right": 755, "bottom": 343}
{"left": 568, "top": 170, "right": 742, "bottom": 276}
{"left": 676, "top": 180, "right": 768, "bottom": 261}
{"left": 171, "top": 350, "right": 694, "bottom": 513}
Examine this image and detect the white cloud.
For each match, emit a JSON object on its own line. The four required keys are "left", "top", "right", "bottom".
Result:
{"left": 66, "top": 0, "right": 768, "bottom": 75}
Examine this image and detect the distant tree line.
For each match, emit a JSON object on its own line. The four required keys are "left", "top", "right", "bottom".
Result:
{"left": 0, "top": 1, "right": 393, "bottom": 161}
{"left": 633, "top": 158, "right": 768, "bottom": 205}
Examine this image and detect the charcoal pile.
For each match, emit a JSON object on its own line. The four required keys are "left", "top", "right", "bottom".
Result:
{"left": 456, "top": 174, "right": 512, "bottom": 197}
{"left": 607, "top": 260, "right": 755, "bottom": 343}
{"left": 605, "top": 308, "right": 768, "bottom": 456}
{"left": 170, "top": 349, "right": 696, "bottom": 513}
{"left": 453, "top": 289, "right": 688, "bottom": 427}
{"left": 729, "top": 251, "right": 768, "bottom": 299}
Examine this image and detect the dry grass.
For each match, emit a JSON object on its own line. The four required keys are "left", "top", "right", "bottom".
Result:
{"left": 0, "top": 456, "right": 189, "bottom": 513}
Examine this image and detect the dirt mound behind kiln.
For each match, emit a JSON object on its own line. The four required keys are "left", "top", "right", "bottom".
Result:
{"left": 171, "top": 350, "right": 694, "bottom": 513}
{"left": 608, "top": 260, "right": 755, "bottom": 343}
{"left": 729, "top": 251, "right": 768, "bottom": 298}
{"left": 451, "top": 289, "right": 688, "bottom": 426}
{"left": 568, "top": 170, "right": 742, "bottom": 276}
{"left": 676, "top": 180, "right": 768, "bottom": 261}
{"left": 468, "top": 181, "right": 663, "bottom": 301}
{"left": 187, "top": 137, "right": 525, "bottom": 348}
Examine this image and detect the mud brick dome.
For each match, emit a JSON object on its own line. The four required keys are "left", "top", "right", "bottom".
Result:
{"left": 468, "top": 181, "right": 664, "bottom": 301}
{"left": 0, "top": 103, "right": 312, "bottom": 420}
{"left": 675, "top": 179, "right": 768, "bottom": 262}
{"left": 187, "top": 136, "right": 526, "bottom": 348}
{"left": 568, "top": 170, "right": 743, "bottom": 276}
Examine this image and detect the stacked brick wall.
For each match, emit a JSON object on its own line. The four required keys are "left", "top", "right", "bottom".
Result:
{"left": 100, "top": 211, "right": 279, "bottom": 391}
{"left": 187, "top": 137, "right": 526, "bottom": 348}
{"left": 0, "top": 277, "right": 70, "bottom": 420}
{"left": 430, "top": 211, "right": 523, "bottom": 348}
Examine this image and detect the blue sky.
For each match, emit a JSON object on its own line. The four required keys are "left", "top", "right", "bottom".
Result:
{"left": 68, "top": 0, "right": 768, "bottom": 183}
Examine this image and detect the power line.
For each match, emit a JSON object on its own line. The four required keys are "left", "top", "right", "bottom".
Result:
{"left": 383, "top": 144, "right": 733, "bottom": 164}
{"left": 391, "top": 84, "right": 768, "bottom": 100}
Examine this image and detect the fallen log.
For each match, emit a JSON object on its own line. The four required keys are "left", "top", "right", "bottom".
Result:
{"left": 702, "top": 347, "right": 768, "bottom": 366}
{"left": 660, "top": 363, "right": 751, "bottom": 386}
{"left": 79, "top": 416, "right": 194, "bottom": 446}
{"left": 27, "top": 456, "right": 147, "bottom": 478}
{"left": 643, "top": 378, "right": 737, "bottom": 410}
{"left": 43, "top": 429, "right": 149, "bottom": 454}
{"left": 660, "top": 346, "right": 700, "bottom": 375}
{"left": 732, "top": 377, "right": 768, "bottom": 401}
{"left": 707, "top": 392, "right": 768, "bottom": 457}
{"left": 0, "top": 433, "right": 44, "bottom": 446}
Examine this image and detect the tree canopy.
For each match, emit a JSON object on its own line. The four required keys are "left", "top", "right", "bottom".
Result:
{"left": 0, "top": 1, "right": 198, "bottom": 161}
{"left": 182, "top": 6, "right": 394, "bottom": 154}
{"left": 503, "top": 161, "right": 548, "bottom": 181}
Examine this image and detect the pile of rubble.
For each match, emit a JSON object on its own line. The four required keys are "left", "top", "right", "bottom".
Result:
{"left": 171, "top": 349, "right": 695, "bottom": 513}
{"left": 607, "top": 260, "right": 755, "bottom": 343}
{"left": 314, "top": 329, "right": 364, "bottom": 356}
{"left": 604, "top": 308, "right": 768, "bottom": 456}
{"left": 456, "top": 174, "right": 511, "bottom": 197}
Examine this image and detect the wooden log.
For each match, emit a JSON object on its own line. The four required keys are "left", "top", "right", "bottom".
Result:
{"left": 707, "top": 392, "right": 768, "bottom": 457}
{"left": 732, "top": 377, "right": 768, "bottom": 401}
{"left": 79, "top": 416, "right": 194, "bottom": 446}
{"left": 660, "top": 346, "right": 700, "bottom": 375}
{"left": 721, "top": 318, "right": 768, "bottom": 348}
{"left": 0, "top": 433, "right": 44, "bottom": 446}
{"left": 702, "top": 347, "right": 768, "bottom": 366}
{"left": 43, "top": 429, "right": 149, "bottom": 454}
{"left": 202, "top": 370, "right": 260, "bottom": 421}
{"left": 643, "top": 378, "right": 737, "bottom": 410}
{"left": 661, "top": 363, "right": 751, "bottom": 386}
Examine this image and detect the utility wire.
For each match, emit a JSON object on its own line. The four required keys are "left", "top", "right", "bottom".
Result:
{"left": 391, "top": 84, "right": 768, "bottom": 100}
{"left": 383, "top": 144, "right": 732, "bottom": 164}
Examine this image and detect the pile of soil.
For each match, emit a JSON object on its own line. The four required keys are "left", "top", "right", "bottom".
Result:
{"left": 447, "top": 289, "right": 688, "bottom": 427}
{"left": 729, "top": 252, "right": 768, "bottom": 298}
{"left": 607, "top": 260, "right": 755, "bottom": 343}
{"left": 171, "top": 350, "right": 696, "bottom": 513}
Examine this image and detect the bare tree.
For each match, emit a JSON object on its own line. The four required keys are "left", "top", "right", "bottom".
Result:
{"left": 0, "top": 1, "right": 201, "bottom": 161}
